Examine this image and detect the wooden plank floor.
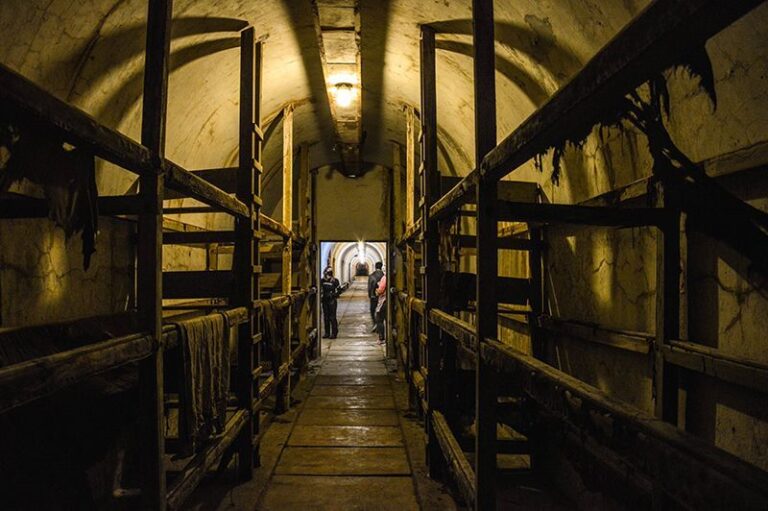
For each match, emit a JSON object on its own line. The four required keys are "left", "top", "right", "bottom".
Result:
{"left": 256, "top": 280, "right": 422, "bottom": 510}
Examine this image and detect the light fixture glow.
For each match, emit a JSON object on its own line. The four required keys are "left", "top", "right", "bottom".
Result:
{"left": 333, "top": 82, "right": 355, "bottom": 108}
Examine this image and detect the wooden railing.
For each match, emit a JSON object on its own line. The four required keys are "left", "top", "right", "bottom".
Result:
{"left": 0, "top": 10, "right": 317, "bottom": 510}
{"left": 393, "top": 1, "right": 768, "bottom": 510}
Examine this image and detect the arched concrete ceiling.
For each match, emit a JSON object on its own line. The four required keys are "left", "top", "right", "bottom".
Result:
{"left": 0, "top": 0, "right": 652, "bottom": 197}
{"left": 326, "top": 241, "right": 386, "bottom": 283}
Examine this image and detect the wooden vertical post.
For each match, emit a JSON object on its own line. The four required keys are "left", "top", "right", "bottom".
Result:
{"left": 138, "top": 0, "right": 172, "bottom": 507}
{"left": 276, "top": 104, "right": 294, "bottom": 414}
{"left": 529, "top": 226, "right": 544, "bottom": 360}
{"left": 654, "top": 180, "right": 681, "bottom": 424}
{"left": 405, "top": 106, "right": 416, "bottom": 229}
{"left": 391, "top": 143, "right": 404, "bottom": 360}
{"left": 472, "top": 0, "right": 498, "bottom": 508}
{"left": 392, "top": 143, "right": 404, "bottom": 244}
{"left": 282, "top": 104, "right": 294, "bottom": 295}
{"left": 310, "top": 163, "right": 319, "bottom": 358}
{"left": 298, "top": 143, "right": 310, "bottom": 366}
{"left": 406, "top": 242, "right": 418, "bottom": 409}
{"left": 233, "top": 26, "right": 259, "bottom": 479}
{"left": 405, "top": 102, "right": 418, "bottom": 404}
{"left": 420, "top": 25, "right": 445, "bottom": 477}
{"left": 252, "top": 40, "right": 264, "bottom": 464}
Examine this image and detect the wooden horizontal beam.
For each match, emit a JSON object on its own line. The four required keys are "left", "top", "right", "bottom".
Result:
{"left": 427, "top": 0, "right": 765, "bottom": 220}
{"left": 0, "top": 308, "right": 246, "bottom": 415}
{"left": 0, "top": 64, "right": 250, "bottom": 225}
{"left": 260, "top": 213, "right": 290, "bottom": 238}
{"left": 166, "top": 409, "right": 247, "bottom": 510}
{"left": 398, "top": 217, "right": 423, "bottom": 246}
{"left": 257, "top": 375, "right": 276, "bottom": 402}
{"left": 162, "top": 206, "right": 219, "bottom": 215}
{"left": 576, "top": 139, "right": 768, "bottom": 209}
{"left": 254, "top": 290, "right": 309, "bottom": 312}
{"left": 163, "top": 271, "right": 234, "bottom": 299}
{"left": 0, "top": 333, "right": 153, "bottom": 414}
{"left": 456, "top": 234, "right": 535, "bottom": 252}
{"left": 663, "top": 339, "right": 768, "bottom": 394}
{"left": 164, "top": 161, "right": 249, "bottom": 218}
{"left": 164, "top": 167, "right": 237, "bottom": 200}
{"left": 163, "top": 167, "right": 238, "bottom": 200}
{"left": 0, "top": 63, "right": 153, "bottom": 175}
{"left": 497, "top": 201, "right": 666, "bottom": 227}
{"left": 429, "top": 309, "right": 475, "bottom": 351}
{"left": 481, "top": 0, "right": 765, "bottom": 183}
{"left": 0, "top": 195, "right": 143, "bottom": 218}
{"left": 429, "top": 172, "right": 478, "bottom": 220}
{"left": 291, "top": 342, "right": 308, "bottom": 366}
{"left": 162, "top": 230, "right": 236, "bottom": 245}
{"left": 222, "top": 307, "right": 249, "bottom": 326}
{"left": 432, "top": 410, "right": 476, "bottom": 508}
{"left": 481, "top": 339, "right": 768, "bottom": 510}
{"left": 259, "top": 213, "right": 305, "bottom": 245}
{"left": 441, "top": 176, "right": 539, "bottom": 204}
{"left": 444, "top": 271, "right": 530, "bottom": 306}
{"left": 539, "top": 315, "right": 652, "bottom": 354}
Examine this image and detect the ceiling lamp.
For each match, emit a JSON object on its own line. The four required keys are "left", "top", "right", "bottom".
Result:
{"left": 333, "top": 82, "right": 355, "bottom": 108}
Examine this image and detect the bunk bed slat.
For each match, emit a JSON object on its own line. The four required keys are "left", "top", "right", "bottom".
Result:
{"left": 0, "top": 333, "right": 153, "bottom": 414}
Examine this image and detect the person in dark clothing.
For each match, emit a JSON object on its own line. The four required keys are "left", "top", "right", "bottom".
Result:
{"left": 367, "top": 262, "right": 385, "bottom": 323}
{"left": 321, "top": 267, "right": 341, "bottom": 338}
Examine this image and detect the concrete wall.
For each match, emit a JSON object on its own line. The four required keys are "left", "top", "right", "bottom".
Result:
{"left": 316, "top": 164, "right": 390, "bottom": 242}
{"left": 0, "top": 217, "right": 134, "bottom": 327}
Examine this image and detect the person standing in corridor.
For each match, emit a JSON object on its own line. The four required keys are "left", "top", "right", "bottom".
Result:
{"left": 321, "top": 267, "right": 340, "bottom": 339}
{"left": 368, "top": 262, "right": 385, "bottom": 324}
{"left": 375, "top": 272, "right": 387, "bottom": 344}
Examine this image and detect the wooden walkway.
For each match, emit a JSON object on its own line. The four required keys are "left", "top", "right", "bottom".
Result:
{"left": 256, "top": 280, "right": 422, "bottom": 510}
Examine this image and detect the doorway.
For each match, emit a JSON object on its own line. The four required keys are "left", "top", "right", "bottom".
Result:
{"left": 317, "top": 241, "right": 389, "bottom": 353}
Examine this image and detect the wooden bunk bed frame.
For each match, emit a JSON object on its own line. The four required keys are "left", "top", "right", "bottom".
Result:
{"left": 0, "top": 3, "right": 318, "bottom": 509}
{"left": 394, "top": 0, "right": 768, "bottom": 510}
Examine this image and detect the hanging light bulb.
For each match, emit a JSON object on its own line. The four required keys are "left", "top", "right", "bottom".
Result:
{"left": 334, "top": 82, "right": 355, "bottom": 108}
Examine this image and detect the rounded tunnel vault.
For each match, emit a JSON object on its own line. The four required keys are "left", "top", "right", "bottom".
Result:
{"left": 321, "top": 241, "right": 386, "bottom": 284}
{"left": 0, "top": 0, "right": 662, "bottom": 227}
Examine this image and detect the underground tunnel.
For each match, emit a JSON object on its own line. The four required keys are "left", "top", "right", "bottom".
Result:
{"left": 1, "top": 0, "right": 768, "bottom": 509}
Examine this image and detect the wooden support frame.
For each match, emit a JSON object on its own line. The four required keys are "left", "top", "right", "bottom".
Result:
{"left": 0, "top": 62, "right": 152, "bottom": 174}
{"left": 481, "top": 340, "right": 768, "bottom": 510}
{"left": 405, "top": 105, "right": 417, "bottom": 229}
{"left": 232, "top": 27, "right": 261, "bottom": 479}
{"left": 0, "top": 333, "right": 153, "bottom": 414}
{"left": 653, "top": 180, "right": 682, "bottom": 424}
{"left": 297, "top": 143, "right": 315, "bottom": 361}
{"left": 392, "top": 3, "right": 768, "bottom": 509}
{"left": 662, "top": 340, "right": 768, "bottom": 394}
{"left": 275, "top": 103, "right": 294, "bottom": 414}
{"left": 496, "top": 201, "right": 667, "bottom": 227}
{"left": 0, "top": 11, "right": 315, "bottom": 509}
{"left": 471, "top": 0, "right": 498, "bottom": 508}
{"left": 137, "top": 0, "right": 172, "bottom": 507}
{"left": 432, "top": 410, "right": 476, "bottom": 507}
{"left": 428, "top": 0, "right": 766, "bottom": 221}
{"left": 0, "top": 63, "right": 248, "bottom": 223}
{"left": 166, "top": 410, "right": 248, "bottom": 510}
{"left": 419, "top": 24, "right": 446, "bottom": 478}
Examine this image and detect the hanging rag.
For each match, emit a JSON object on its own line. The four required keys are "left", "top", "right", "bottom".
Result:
{"left": 174, "top": 313, "right": 230, "bottom": 455}
{"left": 261, "top": 299, "right": 289, "bottom": 363}
{"left": 1, "top": 118, "right": 98, "bottom": 270}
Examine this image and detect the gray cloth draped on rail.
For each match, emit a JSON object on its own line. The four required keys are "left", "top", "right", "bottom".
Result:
{"left": 261, "top": 299, "right": 289, "bottom": 359}
{"left": 173, "top": 313, "right": 230, "bottom": 456}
